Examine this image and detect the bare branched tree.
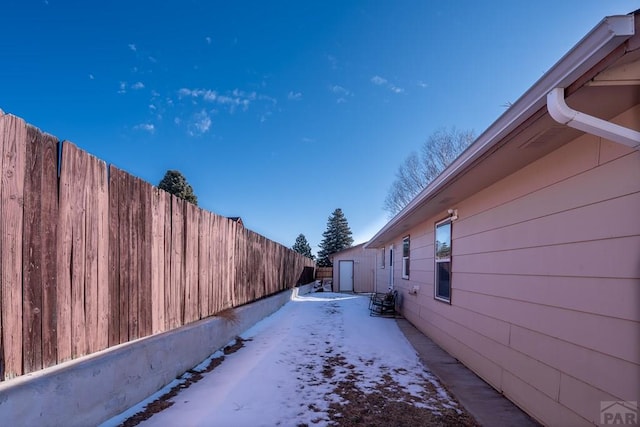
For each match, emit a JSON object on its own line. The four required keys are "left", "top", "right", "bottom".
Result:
{"left": 384, "top": 127, "right": 475, "bottom": 217}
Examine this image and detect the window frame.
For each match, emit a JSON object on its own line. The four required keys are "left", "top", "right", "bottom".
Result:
{"left": 434, "top": 218, "right": 452, "bottom": 303}
{"left": 401, "top": 235, "right": 410, "bottom": 279}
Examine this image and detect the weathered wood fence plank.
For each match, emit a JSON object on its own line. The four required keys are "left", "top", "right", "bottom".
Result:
{"left": 128, "top": 175, "right": 140, "bottom": 340}
{"left": 1, "top": 114, "right": 27, "bottom": 379}
{"left": 169, "top": 196, "right": 184, "bottom": 329}
{"left": 208, "top": 213, "right": 222, "bottom": 314}
{"left": 22, "top": 125, "right": 60, "bottom": 374}
{"left": 150, "top": 188, "right": 167, "bottom": 334}
{"left": 40, "top": 131, "right": 59, "bottom": 368}
{"left": 71, "top": 144, "right": 87, "bottom": 359}
{"left": 108, "top": 165, "right": 121, "bottom": 347}
{"left": 139, "top": 180, "right": 152, "bottom": 338}
{"left": 96, "top": 157, "right": 109, "bottom": 353}
{"left": 117, "top": 167, "right": 131, "bottom": 343}
{"left": 184, "top": 202, "right": 199, "bottom": 324}
{"left": 83, "top": 151, "right": 108, "bottom": 355}
{"left": 162, "top": 192, "right": 172, "bottom": 330}
{"left": 198, "top": 210, "right": 210, "bottom": 319}
{"left": 23, "top": 125, "right": 45, "bottom": 373}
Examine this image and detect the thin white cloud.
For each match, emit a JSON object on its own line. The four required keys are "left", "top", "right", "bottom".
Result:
{"left": 371, "top": 75, "right": 387, "bottom": 85}
{"left": 330, "top": 85, "right": 353, "bottom": 103}
{"left": 128, "top": 43, "right": 137, "bottom": 52}
{"left": 118, "top": 81, "right": 127, "bottom": 94}
{"left": 188, "top": 110, "right": 212, "bottom": 136}
{"left": 205, "top": 36, "right": 212, "bottom": 44}
{"left": 417, "top": 81, "right": 429, "bottom": 88}
{"left": 327, "top": 55, "right": 338, "bottom": 70}
{"left": 302, "top": 137, "right": 315, "bottom": 143}
{"left": 287, "top": 91, "right": 302, "bottom": 101}
{"left": 258, "top": 93, "right": 277, "bottom": 104}
{"left": 260, "top": 112, "right": 272, "bottom": 123}
{"left": 371, "top": 75, "right": 404, "bottom": 94}
{"left": 232, "top": 89, "right": 257, "bottom": 101}
{"left": 134, "top": 123, "right": 155, "bottom": 133}
{"left": 89, "top": 74, "right": 94, "bottom": 80}
{"left": 179, "top": 87, "right": 266, "bottom": 112}
{"left": 148, "top": 56, "right": 157, "bottom": 63}
{"left": 331, "top": 85, "right": 351, "bottom": 96}
{"left": 132, "top": 81, "right": 145, "bottom": 90}
{"left": 178, "top": 88, "right": 217, "bottom": 101}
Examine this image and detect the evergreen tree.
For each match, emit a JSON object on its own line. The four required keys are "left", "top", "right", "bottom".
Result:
{"left": 292, "top": 234, "right": 315, "bottom": 260}
{"left": 158, "top": 170, "right": 198, "bottom": 205}
{"left": 317, "top": 208, "right": 354, "bottom": 267}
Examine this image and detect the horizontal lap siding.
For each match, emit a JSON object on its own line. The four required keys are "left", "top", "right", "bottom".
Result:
{"left": 454, "top": 236, "right": 639, "bottom": 278}
{"left": 395, "top": 110, "right": 640, "bottom": 425}
{"left": 510, "top": 325, "right": 639, "bottom": 402}
{"left": 455, "top": 274, "right": 640, "bottom": 322}
{"left": 455, "top": 191, "right": 640, "bottom": 256}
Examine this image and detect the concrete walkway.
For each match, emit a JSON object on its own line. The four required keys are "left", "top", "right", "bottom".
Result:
{"left": 397, "top": 318, "right": 541, "bottom": 427}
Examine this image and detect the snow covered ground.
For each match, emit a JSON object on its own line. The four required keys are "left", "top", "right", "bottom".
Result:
{"left": 102, "top": 292, "right": 467, "bottom": 427}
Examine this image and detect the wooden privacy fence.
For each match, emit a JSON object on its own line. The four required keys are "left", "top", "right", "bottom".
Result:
{"left": 0, "top": 112, "right": 315, "bottom": 381}
{"left": 315, "top": 267, "right": 333, "bottom": 280}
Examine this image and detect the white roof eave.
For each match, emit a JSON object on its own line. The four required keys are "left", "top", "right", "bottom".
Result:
{"left": 365, "top": 14, "right": 635, "bottom": 249}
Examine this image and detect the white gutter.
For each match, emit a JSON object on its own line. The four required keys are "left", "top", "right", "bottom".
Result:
{"left": 547, "top": 88, "right": 640, "bottom": 149}
{"left": 365, "top": 14, "right": 636, "bottom": 249}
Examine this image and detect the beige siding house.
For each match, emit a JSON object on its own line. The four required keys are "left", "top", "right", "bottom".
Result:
{"left": 366, "top": 12, "right": 639, "bottom": 427}
{"left": 330, "top": 243, "right": 386, "bottom": 293}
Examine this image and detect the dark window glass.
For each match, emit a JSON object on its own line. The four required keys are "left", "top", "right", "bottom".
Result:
{"left": 436, "top": 262, "right": 451, "bottom": 300}
{"left": 402, "top": 236, "right": 410, "bottom": 278}
{"left": 435, "top": 220, "right": 452, "bottom": 302}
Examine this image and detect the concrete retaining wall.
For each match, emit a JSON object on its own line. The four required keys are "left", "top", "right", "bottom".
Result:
{"left": 0, "top": 287, "right": 312, "bottom": 427}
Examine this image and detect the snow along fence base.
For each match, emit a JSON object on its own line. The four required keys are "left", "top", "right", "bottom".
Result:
{"left": 0, "top": 286, "right": 313, "bottom": 427}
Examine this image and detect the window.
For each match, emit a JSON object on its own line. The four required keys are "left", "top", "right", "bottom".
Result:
{"left": 380, "top": 248, "right": 385, "bottom": 269}
{"left": 402, "top": 236, "right": 410, "bottom": 279}
{"left": 435, "top": 220, "right": 452, "bottom": 302}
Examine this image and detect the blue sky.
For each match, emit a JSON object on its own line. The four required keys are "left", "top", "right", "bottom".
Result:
{"left": 1, "top": 1, "right": 636, "bottom": 255}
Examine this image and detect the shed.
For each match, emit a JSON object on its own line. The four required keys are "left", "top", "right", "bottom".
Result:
{"left": 329, "top": 243, "right": 386, "bottom": 293}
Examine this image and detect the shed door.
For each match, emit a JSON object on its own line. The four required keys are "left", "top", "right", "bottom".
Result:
{"left": 339, "top": 261, "right": 354, "bottom": 292}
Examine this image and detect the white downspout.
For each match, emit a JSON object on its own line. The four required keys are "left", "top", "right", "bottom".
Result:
{"left": 547, "top": 87, "right": 640, "bottom": 150}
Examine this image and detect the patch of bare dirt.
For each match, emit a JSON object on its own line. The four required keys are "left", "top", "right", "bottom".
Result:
{"left": 320, "top": 352, "right": 479, "bottom": 427}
